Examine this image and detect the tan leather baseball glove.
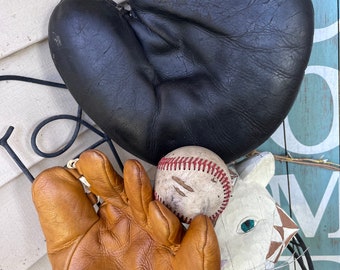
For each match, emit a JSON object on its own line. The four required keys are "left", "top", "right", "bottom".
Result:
{"left": 32, "top": 149, "right": 220, "bottom": 270}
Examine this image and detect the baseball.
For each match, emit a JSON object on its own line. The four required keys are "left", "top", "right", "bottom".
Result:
{"left": 154, "top": 146, "right": 232, "bottom": 224}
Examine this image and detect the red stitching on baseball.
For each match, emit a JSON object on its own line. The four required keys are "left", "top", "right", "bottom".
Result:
{"left": 157, "top": 155, "right": 232, "bottom": 222}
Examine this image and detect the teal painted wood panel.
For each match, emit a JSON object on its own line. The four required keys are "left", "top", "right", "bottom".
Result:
{"left": 259, "top": 0, "right": 339, "bottom": 269}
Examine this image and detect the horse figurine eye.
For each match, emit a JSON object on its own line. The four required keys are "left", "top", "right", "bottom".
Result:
{"left": 240, "top": 219, "right": 256, "bottom": 233}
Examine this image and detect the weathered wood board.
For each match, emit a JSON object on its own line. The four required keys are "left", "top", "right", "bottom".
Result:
{"left": 259, "top": 0, "right": 340, "bottom": 268}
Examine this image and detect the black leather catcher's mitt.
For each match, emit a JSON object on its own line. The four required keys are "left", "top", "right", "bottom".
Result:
{"left": 48, "top": 0, "right": 314, "bottom": 165}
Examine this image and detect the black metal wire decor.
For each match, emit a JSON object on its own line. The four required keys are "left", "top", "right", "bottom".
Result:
{"left": 0, "top": 75, "right": 123, "bottom": 183}
{"left": 0, "top": 75, "right": 313, "bottom": 269}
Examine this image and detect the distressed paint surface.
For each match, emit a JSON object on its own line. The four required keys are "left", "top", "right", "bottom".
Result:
{"left": 259, "top": 0, "right": 340, "bottom": 268}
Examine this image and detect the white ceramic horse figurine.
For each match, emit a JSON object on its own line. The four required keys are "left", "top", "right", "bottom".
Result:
{"left": 215, "top": 152, "right": 298, "bottom": 270}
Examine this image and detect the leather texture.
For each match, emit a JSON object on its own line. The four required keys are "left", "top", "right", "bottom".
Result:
{"left": 48, "top": 0, "right": 314, "bottom": 165}
{"left": 32, "top": 149, "right": 220, "bottom": 270}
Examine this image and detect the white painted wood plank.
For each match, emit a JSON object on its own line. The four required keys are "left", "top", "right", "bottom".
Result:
{"left": 0, "top": 177, "right": 47, "bottom": 270}
{"left": 0, "top": 0, "right": 60, "bottom": 59}
{"left": 27, "top": 255, "right": 51, "bottom": 270}
{"left": 0, "top": 40, "right": 78, "bottom": 187}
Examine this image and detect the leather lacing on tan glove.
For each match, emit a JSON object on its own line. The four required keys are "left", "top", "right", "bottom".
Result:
{"left": 32, "top": 149, "right": 221, "bottom": 270}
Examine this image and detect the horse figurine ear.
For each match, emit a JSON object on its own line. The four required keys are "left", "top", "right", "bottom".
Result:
{"left": 234, "top": 152, "right": 275, "bottom": 187}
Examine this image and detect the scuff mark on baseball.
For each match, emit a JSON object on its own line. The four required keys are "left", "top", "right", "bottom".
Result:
{"left": 154, "top": 146, "right": 233, "bottom": 224}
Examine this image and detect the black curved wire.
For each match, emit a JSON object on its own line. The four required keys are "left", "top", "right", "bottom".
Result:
{"left": 31, "top": 107, "right": 83, "bottom": 158}
{"left": 0, "top": 75, "right": 124, "bottom": 181}
{"left": 287, "top": 233, "right": 314, "bottom": 270}
{"left": 0, "top": 75, "right": 67, "bottom": 89}
{"left": 30, "top": 106, "right": 124, "bottom": 171}
{"left": 0, "top": 126, "right": 34, "bottom": 182}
